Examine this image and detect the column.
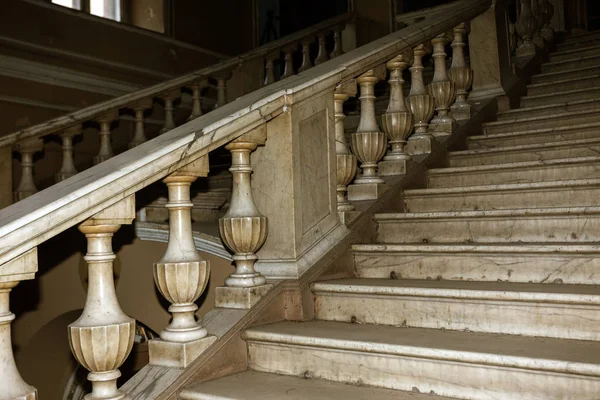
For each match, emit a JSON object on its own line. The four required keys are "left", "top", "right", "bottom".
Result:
{"left": 515, "top": 0, "right": 538, "bottom": 57}
{"left": 347, "top": 66, "right": 387, "bottom": 201}
{"left": 160, "top": 89, "right": 181, "bottom": 134}
{"left": 428, "top": 33, "right": 457, "bottom": 136}
{"left": 129, "top": 98, "right": 153, "bottom": 148}
{"left": 281, "top": 45, "right": 297, "bottom": 79}
{"left": 94, "top": 110, "right": 118, "bottom": 165}
{"left": 330, "top": 27, "right": 344, "bottom": 58}
{"left": 69, "top": 196, "right": 136, "bottom": 400}
{"left": 13, "top": 138, "right": 43, "bottom": 202}
{"left": 314, "top": 33, "right": 329, "bottom": 65}
{"left": 406, "top": 44, "right": 435, "bottom": 156}
{"left": 298, "top": 38, "right": 314, "bottom": 72}
{"left": 0, "top": 281, "right": 37, "bottom": 400}
{"left": 334, "top": 80, "right": 357, "bottom": 219}
{"left": 380, "top": 52, "right": 414, "bottom": 176}
{"left": 56, "top": 124, "right": 82, "bottom": 182}
{"left": 189, "top": 80, "right": 208, "bottom": 121}
{"left": 450, "top": 23, "right": 474, "bottom": 121}
{"left": 149, "top": 156, "right": 217, "bottom": 368}
{"left": 216, "top": 130, "right": 271, "bottom": 309}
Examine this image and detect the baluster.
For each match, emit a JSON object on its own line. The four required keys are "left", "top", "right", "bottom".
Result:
{"left": 330, "top": 27, "right": 344, "bottom": 58}
{"left": 406, "top": 44, "right": 435, "bottom": 140}
{"left": 515, "top": 0, "right": 538, "bottom": 57}
{"left": 334, "top": 80, "right": 357, "bottom": 213}
{"left": 129, "top": 98, "right": 153, "bottom": 148}
{"left": 281, "top": 45, "right": 297, "bottom": 79}
{"left": 539, "top": 0, "right": 555, "bottom": 41}
{"left": 214, "top": 72, "right": 232, "bottom": 109}
{"left": 450, "top": 23, "right": 474, "bottom": 121}
{"left": 380, "top": 52, "right": 414, "bottom": 176}
{"left": 217, "top": 130, "right": 271, "bottom": 309}
{"left": 531, "top": 0, "right": 545, "bottom": 48}
{"left": 348, "top": 67, "right": 387, "bottom": 201}
{"left": 429, "top": 33, "right": 456, "bottom": 136}
{"left": 150, "top": 156, "right": 216, "bottom": 367}
{"left": 264, "top": 53, "right": 278, "bottom": 86}
{"left": 0, "top": 280, "right": 37, "bottom": 399}
{"left": 14, "top": 138, "right": 43, "bottom": 202}
{"left": 314, "top": 33, "right": 329, "bottom": 65}
{"left": 161, "top": 89, "right": 181, "bottom": 134}
{"left": 56, "top": 124, "right": 82, "bottom": 182}
{"left": 69, "top": 196, "right": 135, "bottom": 400}
{"left": 189, "top": 79, "right": 208, "bottom": 121}
{"left": 94, "top": 110, "right": 118, "bottom": 165}
{"left": 299, "top": 38, "right": 314, "bottom": 72}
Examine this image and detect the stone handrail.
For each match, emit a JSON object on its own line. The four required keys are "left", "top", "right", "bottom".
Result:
{"left": 0, "top": 0, "right": 550, "bottom": 397}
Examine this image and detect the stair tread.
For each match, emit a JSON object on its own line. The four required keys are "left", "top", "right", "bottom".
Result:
{"left": 532, "top": 64, "right": 600, "bottom": 80}
{"left": 551, "top": 43, "right": 600, "bottom": 58}
{"left": 352, "top": 243, "right": 600, "bottom": 253}
{"left": 497, "top": 97, "right": 600, "bottom": 117}
{"left": 180, "top": 370, "right": 447, "bottom": 400}
{"left": 542, "top": 53, "right": 600, "bottom": 68}
{"left": 431, "top": 156, "right": 600, "bottom": 174}
{"left": 452, "top": 136, "right": 600, "bottom": 156}
{"left": 244, "top": 320, "right": 600, "bottom": 375}
{"left": 312, "top": 278, "right": 600, "bottom": 302}
{"left": 469, "top": 121, "right": 600, "bottom": 142}
{"left": 526, "top": 75, "right": 600, "bottom": 92}
{"left": 483, "top": 108, "right": 592, "bottom": 127}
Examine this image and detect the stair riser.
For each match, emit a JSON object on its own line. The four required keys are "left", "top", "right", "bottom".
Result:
{"left": 496, "top": 101, "right": 600, "bottom": 121}
{"left": 376, "top": 215, "right": 600, "bottom": 244}
{"left": 542, "top": 57, "right": 600, "bottom": 73}
{"left": 354, "top": 252, "right": 600, "bottom": 284}
{"left": 404, "top": 185, "right": 600, "bottom": 212}
{"left": 449, "top": 145, "right": 600, "bottom": 167}
{"left": 315, "top": 293, "right": 600, "bottom": 340}
{"left": 483, "top": 114, "right": 600, "bottom": 135}
{"left": 551, "top": 47, "right": 600, "bottom": 62}
{"left": 522, "top": 88, "right": 600, "bottom": 107}
{"left": 247, "top": 342, "right": 600, "bottom": 400}
{"left": 429, "top": 163, "right": 600, "bottom": 187}
{"left": 468, "top": 128, "right": 600, "bottom": 149}
{"left": 532, "top": 68, "right": 600, "bottom": 85}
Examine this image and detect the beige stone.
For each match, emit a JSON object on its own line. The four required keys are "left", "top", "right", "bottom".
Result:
{"left": 149, "top": 335, "right": 217, "bottom": 368}
{"left": 215, "top": 284, "right": 272, "bottom": 309}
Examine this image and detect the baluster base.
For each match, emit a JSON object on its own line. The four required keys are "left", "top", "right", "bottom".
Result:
{"left": 428, "top": 117, "right": 457, "bottom": 138}
{"left": 378, "top": 159, "right": 415, "bottom": 177}
{"left": 347, "top": 182, "right": 387, "bottom": 201}
{"left": 215, "top": 284, "right": 272, "bottom": 309}
{"left": 451, "top": 101, "right": 472, "bottom": 121}
{"left": 406, "top": 136, "right": 440, "bottom": 156}
{"left": 149, "top": 335, "right": 217, "bottom": 368}
{"left": 516, "top": 42, "right": 538, "bottom": 58}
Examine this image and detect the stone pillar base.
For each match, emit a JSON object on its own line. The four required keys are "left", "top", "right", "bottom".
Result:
{"left": 347, "top": 182, "right": 387, "bottom": 201}
{"left": 406, "top": 136, "right": 439, "bottom": 156}
{"left": 429, "top": 120, "right": 457, "bottom": 138}
{"left": 215, "top": 284, "right": 272, "bottom": 309}
{"left": 149, "top": 335, "right": 217, "bottom": 368}
{"left": 516, "top": 43, "right": 537, "bottom": 58}
{"left": 451, "top": 103, "right": 472, "bottom": 120}
{"left": 378, "top": 159, "right": 414, "bottom": 176}
{"left": 339, "top": 210, "right": 360, "bottom": 225}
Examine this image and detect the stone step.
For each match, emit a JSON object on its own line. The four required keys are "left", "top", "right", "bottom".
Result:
{"left": 450, "top": 137, "right": 600, "bottom": 166}
{"left": 243, "top": 320, "right": 600, "bottom": 399}
{"left": 352, "top": 243, "right": 600, "bottom": 284}
{"left": 467, "top": 123, "right": 600, "bottom": 149}
{"left": 496, "top": 98, "right": 600, "bottom": 121}
{"left": 482, "top": 109, "right": 600, "bottom": 135}
{"left": 374, "top": 206, "right": 600, "bottom": 244}
{"left": 531, "top": 65, "right": 600, "bottom": 85}
{"left": 403, "top": 178, "right": 600, "bottom": 212}
{"left": 559, "top": 31, "right": 600, "bottom": 50}
{"left": 522, "top": 86, "right": 600, "bottom": 107}
{"left": 429, "top": 157, "right": 600, "bottom": 186}
{"left": 550, "top": 43, "right": 600, "bottom": 62}
{"left": 179, "top": 370, "right": 445, "bottom": 400}
{"left": 313, "top": 278, "right": 600, "bottom": 340}
{"left": 526, "top": 74, "right": 600, "bottom": 97}
{"left": 541, "top": 54, "right": 600, "bottom": 74}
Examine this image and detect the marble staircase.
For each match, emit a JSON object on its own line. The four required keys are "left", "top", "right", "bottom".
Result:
{"left": 179, "top": 31, "right": 600, "bottom": 399}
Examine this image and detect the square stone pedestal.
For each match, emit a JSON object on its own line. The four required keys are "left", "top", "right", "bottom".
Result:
{"left": 339, "top": 210, "right": 360, "bottom": 225}
{"left": 406, "top": 136, "right": 439, "bottom": 156}
{"left": 378, "top": 159, "right": 415, "bottom": 176}
{"left": 516, "top": 43, "right": 537, "bottom": 58}
{"left": 149, "top": 335, "right": 217, "bottom": 368}
{"left": 215, "top": 284, "right": 272, "bottom": 309}
{"left": 347, "top": 182, "right": 387, "bottom": 201}
{"left": 429, "top": 120, "right": 456, "bottom": 138}
{"left": 451, "top": 103, "right": 472, "bottom": 121}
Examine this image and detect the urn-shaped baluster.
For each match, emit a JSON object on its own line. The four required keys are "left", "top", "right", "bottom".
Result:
{"left": 406, "top": 44, "right": 435, "bottom": 138}
{"left": 450, "top": 23, "right": 474, "bottom": 120}
{"left": 334, "top": 82, "right": 358, "bottom": 211}
{"left": 428, "top": 33, "right": 456, "bottom": 133}
{"left": 515, "top": 0, "right": 538, "bottom": 56}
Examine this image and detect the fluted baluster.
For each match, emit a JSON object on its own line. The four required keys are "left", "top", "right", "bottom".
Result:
{"left": 429, "top": 33, "right": 457, "bottom": 136}
{"left": 264, "top": 53, "right": 278, "bottom": 86}
{"left": 189, "top": 80, "right": 208, "bottom": 121}
{"left": 217, "top": 130, "right": 271, "bottom": 309}
{"left": 450, "top": 23, "right": 474, "bottom": 121}
{"left": 314, "top": 33, "right": 329, "bottom": 65}
{"left": 334, "top": 81, "right": 357, "bottom": 212}
{"left": 14, "top": 138, "right": 43, "bottom": 202}
{"left": 214, "top": 72, "right": 232, "bottom": 109}
{"left": 56, "top": 124, "right": 82, "bottom": 182}
{"left": 161, "top": 89, "right": 180, "bottom": 134}
{"left": 380, "top": 52, "right": 414, "bottom": 174}
{"left": 0, "top": 281, "right": 37, "bottom": 399}
{"left": 299, "top": 38, "right": 314, "bottom": 72}
{"left": 515, "top": 0, "right": 538, "bottom": 57}
{"left": 531, "top": 0, "right": 545, "bottom": 48}
{"left": 69, "top": 196, "right": 135, "bottom": 400}
{"left": 351, "top": 67, "right": 387, "bottom": 185}
{"left": 129, "top": 98, "right": 152, "bottom": 148}
{"left": 94, "top": 110, "right": 118, "bottom": 165}
{"left": 539, "top": 0, "right": 555, "bottom": 41}
{"left": 330, "top": 27, "right": 344, "bottom": 58}
{"left": 281, "top": 45, "right": 296, "bottom": 79}
{"left": 406, "top": 44, "right": 435, "bottom": 139}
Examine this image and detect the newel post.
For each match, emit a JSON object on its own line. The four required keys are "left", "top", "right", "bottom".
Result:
{"left": 216, "top": 128, "right": 272, "bottom": 309}
{"left": 69, "top": 196, "right": 136, "bottom": 400}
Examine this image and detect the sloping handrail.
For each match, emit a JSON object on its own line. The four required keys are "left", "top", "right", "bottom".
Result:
{"left": 0, "top": 0, "right": 491, "bottom": 270}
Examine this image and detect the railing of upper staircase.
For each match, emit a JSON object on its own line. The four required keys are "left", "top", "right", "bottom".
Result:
{"left": 0, "top": 0, "right": 555, "bottom": 398}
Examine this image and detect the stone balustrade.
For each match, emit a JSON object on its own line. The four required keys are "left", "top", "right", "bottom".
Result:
{"left": 0, "top": 0, "right": 535, "bottom": 397}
